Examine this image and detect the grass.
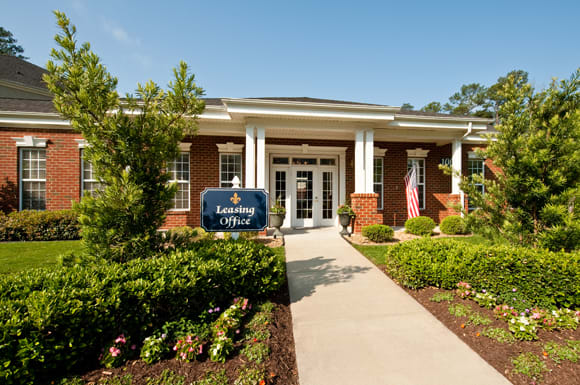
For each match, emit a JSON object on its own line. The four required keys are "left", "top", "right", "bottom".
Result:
{"left": 352, "top": 244, "right": 391, "bottom": 265}
{"left": 0, "top": 240, "right": 82, "bottom": 274}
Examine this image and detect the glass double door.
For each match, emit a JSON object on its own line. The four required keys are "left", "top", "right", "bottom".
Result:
{"left": 271, "top": 165, "right": 337, "bottom": 228}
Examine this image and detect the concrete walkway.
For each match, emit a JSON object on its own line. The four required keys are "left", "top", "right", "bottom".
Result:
{"left": 285, "top": 227, "right": 510, "bottom": 385}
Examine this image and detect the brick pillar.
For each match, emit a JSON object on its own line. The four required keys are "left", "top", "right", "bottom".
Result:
{"left": 350, "top": 193, "right": 383, "bottom": 233}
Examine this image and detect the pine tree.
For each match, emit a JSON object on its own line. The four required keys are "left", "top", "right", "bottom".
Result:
{"left": 43, "top": 12, "right": 205, "bottom": 261}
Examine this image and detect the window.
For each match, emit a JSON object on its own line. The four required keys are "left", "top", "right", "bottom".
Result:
{"left": 168, "top": 152, "right": 190, "bottom": 210}
{"left": 20, "top": 148, "right": 46, "bottom": 210}
{"left": 373, "top": 157, "right": 384, "bottom": 210}
{"left": 407, "top": 158, "right": 425, "bottom": 210}
{"left": 467, "top": 158, "right": 485, "bottom": 210}
{"left": 80, "top": 149, "right": 101, "bottom": 196}
{"left": 220, "top": 153, "right": 242, "bottom": 187}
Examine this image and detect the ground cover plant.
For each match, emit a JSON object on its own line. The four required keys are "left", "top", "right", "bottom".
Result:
{"left": 0, "top": 239, "right": 285, "bottom": 384}
{"left": 354, "top": 237, "right": 580, "bottom": 384}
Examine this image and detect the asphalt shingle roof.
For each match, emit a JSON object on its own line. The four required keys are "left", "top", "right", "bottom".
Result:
{"left": 0, "top": 55, "right": 48, "bottom": 90}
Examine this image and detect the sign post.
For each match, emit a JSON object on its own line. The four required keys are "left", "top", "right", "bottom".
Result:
{"left": 200, "top": 179, "right": 269, "bottom": 235}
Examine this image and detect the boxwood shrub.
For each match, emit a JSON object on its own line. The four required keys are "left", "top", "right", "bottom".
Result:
{"left": 0, "top": 239, "right": 285, "bottom": 384}
{"left": 362, "top": 224, "right": 394, "bottom": 242}
{"left": 404, "top": 216, "right": 436, "bottom": 236}
{"left": 0, "top": 210, "right": 80, "bottom": 241}
{"left": 383, "top": 238, "right": 580, "bottom": 310}
{"left": 440, "top": 215, "right": 468, "bottom": 235}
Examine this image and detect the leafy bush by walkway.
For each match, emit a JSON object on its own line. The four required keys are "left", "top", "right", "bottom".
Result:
{"left": 383, "top": 238, "right": 579, "bottom": 309}
{"left": 0, "top": 209, "right": 79, "bottom": 241}
{"left": 0, "top": 239, "right": 285, "bottom": 384}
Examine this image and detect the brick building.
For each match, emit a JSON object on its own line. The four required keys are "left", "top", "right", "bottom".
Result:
{"left": 0, "top": 56, "right": 497, "bottom": 232}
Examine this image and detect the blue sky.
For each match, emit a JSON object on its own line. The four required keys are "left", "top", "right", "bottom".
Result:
{"left": 3, "top": 1, "right": 579, "bottom": 108}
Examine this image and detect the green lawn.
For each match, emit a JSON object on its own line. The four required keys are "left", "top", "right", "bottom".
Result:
{"left": 0, "top": 240, "right": 82, "bottom": 274}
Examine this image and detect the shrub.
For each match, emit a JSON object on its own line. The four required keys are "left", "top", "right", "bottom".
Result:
{"left": 164, "top": 226, "right": 198, "bottom": 250}
{"left": 0, "top": 239, "right": 285, "bottom": 384}
{"left": 0, "top": 210, "right": 79, "bottom": 241}
{"left": 440, "top": 215, "right": 468, "bottom": 235}
{"left": 404, "top": 216, "right": 436, "bottom": 236}
{"left": 383, "top": 238, "right": 580, "bottom": 310}
{"left": 361, "top": 224, "right": 394, "bottom": 242}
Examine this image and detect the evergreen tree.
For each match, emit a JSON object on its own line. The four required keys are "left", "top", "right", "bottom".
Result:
{"left": 0, "top": 27, "right": 27, "bottom": 59}
{"left": 44, "top": 12, "right": 205, "bottom": 261}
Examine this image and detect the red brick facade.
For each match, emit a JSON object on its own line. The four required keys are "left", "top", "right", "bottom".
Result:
{"left": 0, "top": 128, "right": 498, "bottom": 230}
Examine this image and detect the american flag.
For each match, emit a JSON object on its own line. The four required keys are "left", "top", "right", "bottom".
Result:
{"left": 404, "top": 165, "right": 420, "bottom": 218}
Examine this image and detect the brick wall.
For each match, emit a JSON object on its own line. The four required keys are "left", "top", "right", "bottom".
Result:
{"left": 350, "top": 193, "right": 382, "bottom": 233}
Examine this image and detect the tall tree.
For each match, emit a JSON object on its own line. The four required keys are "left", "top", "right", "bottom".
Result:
{"left": 0, "top": 27, "right": 27, "bottom": 59}
{"left": 420, "top": 101, "right": 443, "bottom": 113}
{"left": 443, "top": 83, "right": 490, "bottom": 117}
{"left": 44, "top": 12, "right": 205, "bottom": 261}
{"left": 445, "top": 69, "right": 580, "bottom": 250}
{"left": 486, "top": 69, "right": 529, "bottom": 124}
{"left": 400, "top": 102, "right": 414, "bottom": 110}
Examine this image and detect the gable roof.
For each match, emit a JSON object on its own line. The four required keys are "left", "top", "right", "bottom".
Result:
{"left": 0, "top": 55, "right": 48, "bottom": 90}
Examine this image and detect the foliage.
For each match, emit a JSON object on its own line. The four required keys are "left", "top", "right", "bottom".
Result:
{"left": 448, "top": 303, "right": 471, "bottom": 317}
{"left": 481, "top": 327, "right": 516, "bottom": 344}
{"left": 404, "top": 216, "right": 436, "bottom": 236}
{"left": 382, "top": 238, "right": 580, "bottom": 310}
{"left": 173, "top": 334, "right": 204, "bottom": 362}
{"left": 100, "top": 334, "right": 136, "bottom": 368}
{"left": 192, "top": 227, "right": 215, "bottom": 241}
{"left": 420, "top": 101, "right": 443, "bottom": 113}
{"left": 241, "top": 342, "right": 270, "bottom": 364}
{"left": 429, "top": 292, "right": 454, "bottom": 303}
{"left": 0, "top": 209, "right": 79, "bottom": 241}
{"left": 270, "top": 200, "right": 286, "bottom": 215}
{"left": 439, "top": 215, "right": 468, "bottom": 235}
{"left": 400, "top": 103, "right": 414, "bottom": 110}
{"left": 543, "top": 341, "right": 579, "bottom": 364}
{"left": 146, "top": 370, "right": 186, "bottom": 385}
{"left": 192, "top": 370, "right": 229, "bottom": 385}
{"left": 0, "top": 239, "right": 284, "bottom": 384}
{"left": 164, "top": 226, "right": 199, "bottom": 250}
{"left": 209, "top": 297, "right": 249, "bottom": 363}
{"left": 140, "top": 334, "right": 169, "bottom": 365}
{"left": 44, "top": 12, "right": 205, "bottom": 262}
{"left": 234, "top": 366, "right": 266, "bottom": 385}
{"left": 442, "top": 69, "right": 580, "bottom": 251}
{"left": 511, "top": 352, "right": 548, "bottom": 382}
{"left": 337, "top": 204, "right": 355, "bottom": 216}
{"left": 0, "top": 27, "right": 27, "bottom": 59}
{"left": 361, "top": 224, "right": 394, "bottom": 242}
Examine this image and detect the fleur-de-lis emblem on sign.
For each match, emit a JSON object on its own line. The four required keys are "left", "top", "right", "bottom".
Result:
{"left": 230, "top": 192, "right": 241, "bottom": 205}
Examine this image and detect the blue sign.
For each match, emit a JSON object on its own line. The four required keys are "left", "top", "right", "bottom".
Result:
{"left": 200, "top": 188, "right": 269, "bottom": 232}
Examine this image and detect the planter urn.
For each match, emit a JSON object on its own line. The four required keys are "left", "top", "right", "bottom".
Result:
{"left": 338, "top": 213, "right": 352, "bottom": 236}
{"left": 269, "top": 213, "right": 285, "bottom": 244}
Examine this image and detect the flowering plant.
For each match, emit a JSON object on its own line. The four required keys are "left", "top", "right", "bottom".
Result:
{"left": 140, "top": 333, "right": 169, "bottom": 365}
{"left": 508, "top": 315, "right": 539, "bottom": 341}
{"left": 209, "top": 297, "right": 249, "bottom": 363}
{"left": 100, "top": 334, "right": 135, "bottom": 368}
{"left": 471, "top": 290, "right": 497, "bottom": 309}
{"left": 456, "top": 281, "right": 474, "bottom": 299}
{"left": 174, "top": 334, "right": 204, "bottom": 362}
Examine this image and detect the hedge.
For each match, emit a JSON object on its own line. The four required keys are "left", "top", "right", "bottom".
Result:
{"left": 362, "top": 224, "right": 394, "bottom": 242}
{"left": 384, "top": 238, "right": 580, "bottom": 310}
{"left": 0, "top": 210, "right": 80, "bottom": 241}
{"left": 0, "top": 239, "right": 285, "bottom": 384}
{"left": 404, "top": 216, "right": 436, "bottom": 236}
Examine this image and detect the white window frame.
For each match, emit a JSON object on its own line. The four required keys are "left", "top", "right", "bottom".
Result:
{"left": 19, "top": 148, "right": 46, "bottom": 211}
{"left": 407, "top": 158, "right": 426, "bottom": 210}
{"left": 467, "top": 156, "right": 485, "bottom": 211}
{"left": 373, "top": 156, "right": 384, "bottom": 210}
{"left": 80, "top": 149, "right": 100, "bottom": 197}
{"left": 219, "top": 153, "right": 243, "bottom": 188}
{"left": 168, "top": 152, "right": 191, "bottom": 211}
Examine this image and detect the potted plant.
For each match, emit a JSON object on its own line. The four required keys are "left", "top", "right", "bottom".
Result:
{"left": 269, "top": 200, "right": 286, "bottom": 243}
{"left": 337, "top": 204, "right": 355, "bottom": 236}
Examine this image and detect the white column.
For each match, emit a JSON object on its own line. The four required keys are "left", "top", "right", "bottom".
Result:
{"left": 256, "top": 127, "right": 266, "bottom": 188}
{"left": 245, "top": 126, "right": 255, "bottom": 188}
{"left": 354, "top": 129, "right": 365, "bottom": 193}
{"left": 451, "top": 139, "right": 462, "bottom": 195}
{"left": 364, "top": 130, "right": 374, "bottom": 193}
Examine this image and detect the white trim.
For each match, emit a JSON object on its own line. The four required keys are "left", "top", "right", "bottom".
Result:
{"left": 374, "top": 147, "right": 387, "bottom": 157}
{"left": 12, "top": 135, "right": 47, "bottom": 148}
{"left": 265, "top": 144, "right": 347, "bottom": 154}
{"left": 179, "top": 142, "right": 192, "bottom": 151}
{"left": 406, "top": 148, "right": 430, "bottom": 158}
{"left": 468, "top": 151, "right": 485, "bottom": 159}
{"left": 451, "top": 140, "right": 462, "bottom": 195}
{"left": 0, "top": 79, "right": 52, "bottom": 97}
{"left": 364, "top": 130, "right": 374, "bottom": 193}
{"left": 374, "top": 156, "right": 384, "bottom": 210}
{"left": 75, "top": 139, "right": 87, "bottom": 148}
{"left": 256, "top": 127, "right": 266, "bottom": 188}
{"left": 245, "top": 126, "right": 255, "bottom": 188}
{"left": 216, "top": 142, "right": 244, "bottom": 153}
{"left": 355, "top": 129, "right": 365, "bottom": 193}
{"left": 168, "top": 152, "right": 191, "bottom": 211}
{"left": 219, "top": 153, "right": 243, "bottom": 188}
{"left": 19, "top": 147, "right": 47, "bottom": 211}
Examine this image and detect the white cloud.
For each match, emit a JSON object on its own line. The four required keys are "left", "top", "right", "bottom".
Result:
{"left": 102, "top": 19, "right": 141, "bottom": 47}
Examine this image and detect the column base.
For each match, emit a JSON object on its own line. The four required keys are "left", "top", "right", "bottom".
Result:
{"left": 350, "top": 193, "right": 383, "bottom": 233}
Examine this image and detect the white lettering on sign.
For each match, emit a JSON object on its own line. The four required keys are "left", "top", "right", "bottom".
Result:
{"left": 216, "top": 205, "right": 256, "bottom": 216}
{"left": 219, "top": 216, "right": 252, "bottom": 229}
{"left": 440, "top": 157, "right": 452, "bottom": 166}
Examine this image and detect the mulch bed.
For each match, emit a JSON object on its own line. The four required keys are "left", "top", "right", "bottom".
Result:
{"left": 370, "top": 260, "right": 579, "bottom": 385}
{"left": 79, "top": 282, "right": 298, "bottom": 384}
